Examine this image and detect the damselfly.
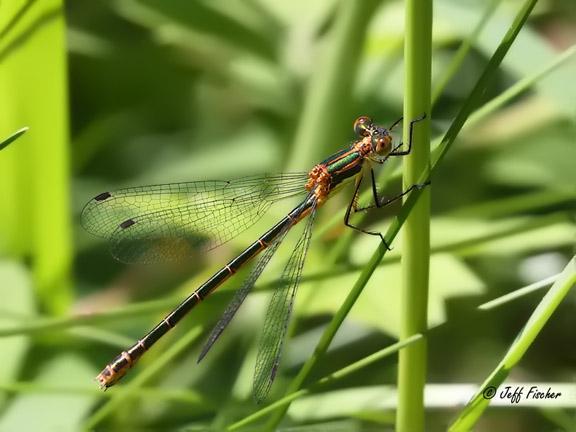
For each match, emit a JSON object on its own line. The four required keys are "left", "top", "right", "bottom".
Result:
{"left": 82, "top": 114, "right": 426, "bottom": 402}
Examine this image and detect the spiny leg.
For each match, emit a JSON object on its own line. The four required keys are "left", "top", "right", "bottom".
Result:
{"left": 388, "top": 116, "right": 403, "bottom": 131}
{"left": 345, "top": 170, "right": 431, "bottom": 250}
{"left": 389, "top": 112, "right": 427, "bottom": 156}
{"left": 354, "top": 168, "right": 430, "bottom": 212}
{"left": 344, "top": 174, "right": 392, "bottom": 250}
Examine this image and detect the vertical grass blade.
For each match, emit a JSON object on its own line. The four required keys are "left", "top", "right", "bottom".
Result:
{"left": 0, "top": 0, "right": 72, "bottom": 314}
{"left": 397, "top": 1, "right": 433, "bottom": 431}
{"left": 287, "top": 0, "right": 380, "bottom": 170}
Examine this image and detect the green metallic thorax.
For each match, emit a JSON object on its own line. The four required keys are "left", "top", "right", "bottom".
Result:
{"left": 326, "top": 151, "right": 360, "bottom": 174}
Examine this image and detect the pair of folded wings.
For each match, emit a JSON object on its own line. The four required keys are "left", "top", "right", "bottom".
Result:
{"left": 81, "top": 173, "right": 309, "bottom": 263}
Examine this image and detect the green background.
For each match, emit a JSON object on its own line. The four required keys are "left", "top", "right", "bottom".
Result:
{"left": 0, "top": 0, "right": 575, "bottom": 430}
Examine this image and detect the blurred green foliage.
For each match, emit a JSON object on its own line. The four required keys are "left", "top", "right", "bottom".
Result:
{"left": 0, "top": 0, "right": 575, "bottom": 431}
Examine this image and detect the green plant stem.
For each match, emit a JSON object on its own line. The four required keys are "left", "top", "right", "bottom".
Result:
{"left": 478, "top": 274, "right": 559, "bottom": 311}
{"left": 397, "top": 1, "right": 433, "bottom": 431}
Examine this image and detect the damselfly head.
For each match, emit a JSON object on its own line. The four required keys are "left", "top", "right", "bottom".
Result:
{"left": 353, "top": 116, "right": 392, "bottom": 155}
{"left": 372, "top": 129, "right": 392, "bottom": 155}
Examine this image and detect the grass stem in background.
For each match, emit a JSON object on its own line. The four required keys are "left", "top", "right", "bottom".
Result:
{"left": 396, "top": 0, "right": 433, "bottom": 430}
{"left": 287, "top": 0, "right": 380, "bottom": 170}
{"left": 0, "top": 0, "right": 72, "bottom": 314}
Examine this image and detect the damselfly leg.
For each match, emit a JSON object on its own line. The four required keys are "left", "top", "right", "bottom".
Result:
{"left": 389, "top": 113, "right": 427, "bottom": 156}
{"left": 343, "top": 114, "right": 429, "bottom": 249}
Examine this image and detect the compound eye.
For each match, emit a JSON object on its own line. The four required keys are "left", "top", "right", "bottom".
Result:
{"left": 353, "top": 116, "right": 372, "bottom": 137}
{"left": 375, "top": 135, "right": 392, "bottom": 154}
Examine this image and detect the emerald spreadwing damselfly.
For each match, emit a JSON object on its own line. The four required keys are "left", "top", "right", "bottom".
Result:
{"left": 82, "top": 114, "right": 427, "bottom": 402}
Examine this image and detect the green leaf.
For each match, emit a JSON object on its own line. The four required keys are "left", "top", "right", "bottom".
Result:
{"left": 0, "top": 127, "right": 28, "bottom": 152}
{"left": 0, "top": 0, "right": 72, "bottom": 315}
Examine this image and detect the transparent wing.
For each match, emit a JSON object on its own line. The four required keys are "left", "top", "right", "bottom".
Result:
{"left": 81, "top": 174, "right": 308, "bottom": 263}
{"left": 197, "top": 225, "right": 291, "bottom": 363}
{"left": 252, "top": 204, "right": 317, "bottom": 403}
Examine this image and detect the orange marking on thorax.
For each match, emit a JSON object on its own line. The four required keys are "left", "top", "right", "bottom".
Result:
{"left": 305, "top": 136, "right": 373, "bottom": 205}
{"left": 354, "top": 136, "right": 373, "bottom": 157}
{"left": 305, "top": 164, "right": 331, "bottom": 204}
